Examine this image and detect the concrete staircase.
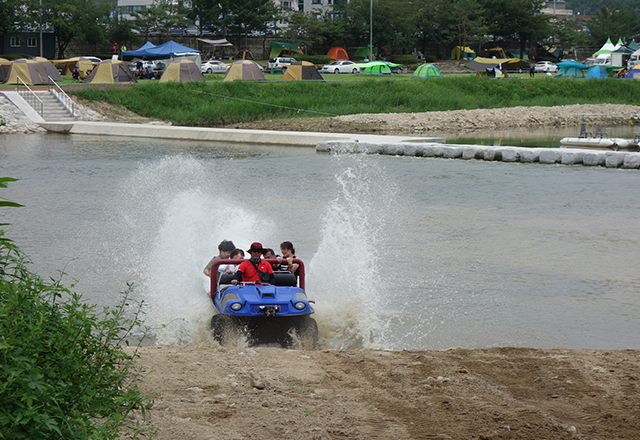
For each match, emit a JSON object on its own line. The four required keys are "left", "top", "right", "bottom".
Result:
{"left": 33, "top": 91, "right": 76, "bottom": 121}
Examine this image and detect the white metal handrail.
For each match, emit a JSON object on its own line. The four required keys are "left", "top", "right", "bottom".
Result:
{"left": 15, "top": 76, "right": 44, "bottom": 117}
{"left": 48, "top": 76, "right": 76, "bottom": 118}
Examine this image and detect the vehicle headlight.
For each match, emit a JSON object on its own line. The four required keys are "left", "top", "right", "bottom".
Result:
{"left": 230, "top": 303, "right": 242, "bottom": 311}
{"left": 294, "top": 302, "right": 306, "bottom": 310}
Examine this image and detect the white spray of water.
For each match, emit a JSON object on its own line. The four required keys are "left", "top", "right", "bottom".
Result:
{"left": 308, "top": 152, "right": 398, "bottom": 350}
{"left": 114, "top": 152, "right": 398, "bottom": 348}
{"left": 115, "top": 156, "right": 273, "bottom": 345}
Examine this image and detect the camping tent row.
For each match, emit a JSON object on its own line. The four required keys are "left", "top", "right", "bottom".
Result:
{"left": 1, "top": 58, "right": 63, "bottom": 85}
{"left": 82, "top": 59, "right": 206, "bottom": 84}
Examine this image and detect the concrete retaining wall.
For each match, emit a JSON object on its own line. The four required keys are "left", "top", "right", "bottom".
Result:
{"left": 316, "top": 140, "right": 640, "bottom": 170}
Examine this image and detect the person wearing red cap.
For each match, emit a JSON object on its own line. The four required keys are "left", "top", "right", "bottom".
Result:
{"left": 231, "top": 242, "right": 275, "bottom": 286}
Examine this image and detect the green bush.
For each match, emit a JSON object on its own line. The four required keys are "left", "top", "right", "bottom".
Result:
{"left": 423, "top": 55, "right": 437, "bottom": 63}
{"left": 388, "top": 54, "right": 419, "bottom": 65}
{"left": 0, "top": 179, "right": 155, "bottom": 440}
{"left": 295, "top": 54, "right": 331, "bottom": 65}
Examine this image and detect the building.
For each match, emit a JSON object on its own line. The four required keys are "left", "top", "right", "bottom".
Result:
{"left": 0, "top": 32, "right": 56, "bottom": 59}
{"left": 540, "top": 1, "right": 574, "bottom": 17}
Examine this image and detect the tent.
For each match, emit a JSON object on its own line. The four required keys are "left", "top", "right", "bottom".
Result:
{"left": 0, "top": 58, "right": 12, "bottom": 83}
{"left": 355, "top": 61, "right": 399, "bottom": 75}
{"left": 586, "top": 65, "right": 609, "bottom": 79}
{"left": 159, "top": 60, "right": 205, "bottom": 83}
{"left": 233, "top": 49, "right": 255, "bottom": 60}
{"left": 4, "top": 59, "right": 50, "bottom": 85}
{"left": 29, "top": 57, "right": 63, "bottom": 82}
{"left": 280, "top": 61, "right": 324, "bottom": 81}
{"left": 412, "top": 63, "right": 442, "bottom": 79}
{"left": 625, "top": 65, "right": 640, "bottom": 79}
{"left": 269, "top": 42, "right": 303, "bottom": 58}
{"left": 83, "top": 60, "right": 137, "bottom": 84}
{"left": 56, "top": 57, "right": 97, "bottom": 77}
{"left": 353, "top": 46, "right": 377, "bottom": 59}
{"left": 122, "top": 41, "right": 157, "bottom": 59}
{"left": 555, "top": 60, "right": 587, "bottom": 78}
{"left": 465, "top": 57, "right": 529, "bottom": 72}
{"left": 629, "top": 40, "right": 640, "bottom": 52}
{"left": 223, "top": 60, "right": 265, "bottom": 82}
{"left": 327, "top": 47, "right": 349, "bottom": 61}
{"left": 451, "top": 46, "right": 475, "bottom": 60}
{"left": 594, "top": 38, "right": 615, "bottom": 56}
{"left": 122, "top": 40, "right": 199, "bottom": 64}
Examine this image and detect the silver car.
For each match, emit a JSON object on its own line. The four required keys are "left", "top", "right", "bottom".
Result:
{"left": 533, "top": 61, "right": 558, "bottom": 73}
{"left": 319, "top": 60, "right": 360, "bottom": 74}
{"left": 200, "top": 60, "right": 230, "bottom": 74}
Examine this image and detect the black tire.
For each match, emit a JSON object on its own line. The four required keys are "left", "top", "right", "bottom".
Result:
{"left": 211, "top": 314, "right": 236, "bottom": 345}
{"left": 206, "top": 68, "right": 212, "bottom": 74}
{"left": 334, "top": 68, "right": 340, "bottom": 74}
{"left": 352, "top": 68, "right": 358, "bottom": 74}
{"left": 294, "top": 316, "right": 319, "bottom": 349}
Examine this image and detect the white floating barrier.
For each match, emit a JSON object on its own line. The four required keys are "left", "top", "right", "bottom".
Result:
{"left": 316, "top": 139, "right": 640, "bottom": 170}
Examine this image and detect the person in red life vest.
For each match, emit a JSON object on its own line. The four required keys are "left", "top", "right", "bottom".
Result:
{"left": 231, "top": 242, "right": 275, "bottom": 285}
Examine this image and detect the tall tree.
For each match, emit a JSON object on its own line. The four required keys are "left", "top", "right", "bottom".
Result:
{"left": 283, "top": 10, "right": 348, "bottom": 54}
{"left": 545, "top": 17, "right": 586, "bottom": 51}
{"left": 483, "top": 0, "right": 550, "bottom": 58}
{"left": 131, "top": 0, "right": 190, "bottom": 41}
{"left": 341, "top": 0, "right": 417, "bottom": 53}
{"left": 41, "top": 0, "right": 113, "bottom": 58}
{"left": 0, "top": 0, "right": 38, "bottom": 37}
{"left": 234, "top": 0, "right": 281, "bottom": 47}
{"left": 587, "top": 1, "right": 640, "bottom": 45}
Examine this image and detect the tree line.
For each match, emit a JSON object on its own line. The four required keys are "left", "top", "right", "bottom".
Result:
{"left": 1, "top": 0, "right": 639, "bottom": 59}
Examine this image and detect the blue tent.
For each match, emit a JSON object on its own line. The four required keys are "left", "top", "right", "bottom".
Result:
{"left": 625, "top": 65, "right": 640, "bottom": 79}
{"left": 122, "top": 40, "right": 199, "bottom": 59}
{"left": 586, "top": 65, "right": 609, "bottom": 79}
{"left": 121, "top": 41, "right": 156, "bottom": 59}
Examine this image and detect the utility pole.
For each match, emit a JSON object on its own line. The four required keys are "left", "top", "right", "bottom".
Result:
{"left": 369, "top": 0, "right": 373, "bottom": 61}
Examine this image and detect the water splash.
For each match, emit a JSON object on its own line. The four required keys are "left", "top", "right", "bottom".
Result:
{"left": 114, "top": 156, "right": 273, "bottom": 345}
{"left": 309, "top": 152, "right": 398, "bottom": 350}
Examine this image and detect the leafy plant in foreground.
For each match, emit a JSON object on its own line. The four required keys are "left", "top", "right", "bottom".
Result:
{"left": 0, "top": 178, "right": 155, "bottom": 439}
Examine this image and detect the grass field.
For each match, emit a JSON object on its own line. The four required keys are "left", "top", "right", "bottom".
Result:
{"left": 63, "top": 74, "right": 640, "bottom": 127}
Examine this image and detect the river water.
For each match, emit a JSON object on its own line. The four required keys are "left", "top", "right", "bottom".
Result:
{"left": 2, "top": 132, "right": 639, "bottom": 350}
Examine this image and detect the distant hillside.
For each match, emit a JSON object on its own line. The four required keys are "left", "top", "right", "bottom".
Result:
{"left": 565, "top": 0, "right": 640, "bottom": 15}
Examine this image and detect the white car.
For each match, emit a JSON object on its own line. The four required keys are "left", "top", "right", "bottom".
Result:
{"left": 534, "top": 61, "right": 558, "bottom": 73}
{"left": 320, "top": 60, "right": 360, "bottom": 74}
{"left": 267, "top": 57, "right": 297, "bottom": 70}
{"left": 200, "top": 60, "right": 230, "bottom": 74}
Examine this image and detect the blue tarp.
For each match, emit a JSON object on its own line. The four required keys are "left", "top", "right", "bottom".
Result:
{"left": 122, "top": 40, "right": 199, "bottom": 59}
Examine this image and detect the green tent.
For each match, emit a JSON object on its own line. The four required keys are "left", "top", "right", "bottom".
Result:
{"left": 412, "top": 63, "right": 442, "bottom": 79}
{"left": 353, "top": 46, "right": 377, "bottom": 59}
{"left": 269, "top": 42, "right": 303, "bottom": 58}
{"left": 354, "top": 61, "right": 400, "bottom": 75}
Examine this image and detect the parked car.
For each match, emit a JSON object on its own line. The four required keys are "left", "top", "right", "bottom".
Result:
{"left": 267, "top": 57, "right": 297, "bottom": 71}
{"left": 534, "top": 61, "right": 558, "bottom": 73}
{"left": 319, "top": 60, "right": 361, "bottom": 74}
{"left": 201, "top": 60, "right": 230, "bottom": 74}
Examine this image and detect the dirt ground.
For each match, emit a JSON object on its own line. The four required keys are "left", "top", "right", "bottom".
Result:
{"left": 128, "top": 345, "right": 640, "bottom": 440}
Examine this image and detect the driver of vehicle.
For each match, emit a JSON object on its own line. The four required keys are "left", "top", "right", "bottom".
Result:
{"left": 231, "top": 242, "right": 275, "bottom": 285}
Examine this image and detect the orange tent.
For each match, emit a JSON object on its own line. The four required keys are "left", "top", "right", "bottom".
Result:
{"left": 327, "top": 47, "right": 349, "bottom": 61}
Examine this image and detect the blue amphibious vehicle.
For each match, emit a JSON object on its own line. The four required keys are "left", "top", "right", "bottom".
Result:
{"left": 209, "top": 258, "right": 318, "bottom": 348}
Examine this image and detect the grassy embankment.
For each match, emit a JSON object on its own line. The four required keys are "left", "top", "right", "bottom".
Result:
{"left": 70, "top": 76, "right": 640, "bottom": 127}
